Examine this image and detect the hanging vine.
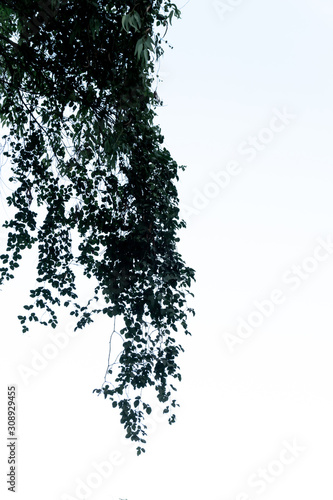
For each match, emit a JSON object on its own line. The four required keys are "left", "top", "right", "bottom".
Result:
{"left": 0, "top": 0, "right": 195, "bottom": 453}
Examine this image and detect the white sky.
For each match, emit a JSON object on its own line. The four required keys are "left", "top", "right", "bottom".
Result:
{"left": 2, "top": 0, "right": 333, "bottom": 499}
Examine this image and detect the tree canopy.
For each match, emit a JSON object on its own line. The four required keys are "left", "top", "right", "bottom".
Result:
{"left": 0, "top": 0, "right": 195, "bottom": 453}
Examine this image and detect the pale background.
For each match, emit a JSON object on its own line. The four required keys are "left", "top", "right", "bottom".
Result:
{"left": 1, "top": 0, "right": 333, "bottom": 499}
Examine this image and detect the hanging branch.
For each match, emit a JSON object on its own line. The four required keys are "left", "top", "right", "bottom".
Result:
{"left": 0, "top": 0, "right": 195, "bottom": 454}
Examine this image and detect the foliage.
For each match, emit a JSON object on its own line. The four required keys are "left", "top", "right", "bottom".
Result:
{"left": 0, "top": 0, "right": 195, "bottom": 453}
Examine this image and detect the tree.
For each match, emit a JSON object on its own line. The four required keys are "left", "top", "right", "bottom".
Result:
{"left": 0, "top": 0, "right": 195, "bottom": 453}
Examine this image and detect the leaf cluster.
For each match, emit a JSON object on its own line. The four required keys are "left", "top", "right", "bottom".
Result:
{"left": 0, "top": 0, "right": 194, "bottom": 452}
